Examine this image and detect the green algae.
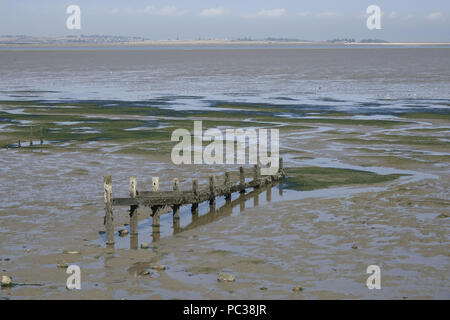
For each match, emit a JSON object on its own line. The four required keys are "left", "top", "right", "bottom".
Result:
{"left": 283, "top": 167, "right": 404, "bottom": 191}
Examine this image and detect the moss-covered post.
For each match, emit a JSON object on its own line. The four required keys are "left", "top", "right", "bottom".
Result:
{"left": 104, "top": 175, "right": 114, "bottom": 245}
{"left": 224, "top": 171, "right": 231, "bottom": 200}
{"left": 192, "top": 179, "right": 199, "bottom": 215}
{"left": 209, "top": 174, "right": 216, "bottom": 206}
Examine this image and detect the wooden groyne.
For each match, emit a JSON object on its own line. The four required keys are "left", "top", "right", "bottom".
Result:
{"left": 103, "top": 158, "right": 286, "bottom": 245}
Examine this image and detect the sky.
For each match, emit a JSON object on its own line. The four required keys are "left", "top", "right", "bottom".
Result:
{"left": 0, "top": 0, "right": 449, "bottom": 42}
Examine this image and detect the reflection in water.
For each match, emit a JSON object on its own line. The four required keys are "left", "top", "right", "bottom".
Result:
{"left": 173, "top": 183, "right": 274, "bottom": 235}
{"left": 130, "top": 234, "right": 138, "bottom": 250}
{"left": 152, "top": 225, "right": 160, "bottom": 243}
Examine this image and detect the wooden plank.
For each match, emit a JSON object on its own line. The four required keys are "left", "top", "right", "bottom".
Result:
{"left": 111, "top": 163, "right": 285, "bottom": 208}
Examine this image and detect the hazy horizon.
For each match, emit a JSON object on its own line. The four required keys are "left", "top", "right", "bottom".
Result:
{"left": 0, "top": 0, "right": 449, "bottom": 42}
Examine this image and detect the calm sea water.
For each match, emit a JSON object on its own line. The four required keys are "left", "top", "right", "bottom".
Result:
{"left": 0, "top": 47, "right": 449, "bottom": 114}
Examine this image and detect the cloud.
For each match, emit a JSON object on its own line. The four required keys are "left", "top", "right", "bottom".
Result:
{"left": 389, "top": 11, "right": 397, "bottom": 19}
{"left": 426, "top": 12, "right": 443, "bottom": 21}
{"left": 139, "top": 6, "right": 188, "bottom": 16}
{"left": 316, "top": 12, "right": 340, "bottom": 18}
{"left": 200, "top": 7, "right": 227, "bottom": 17}
{"left": 297, "top": 11, "right": 311, "bottom": 17}
{"left": 257, "top": 8, "right": 286, "bottom": 17}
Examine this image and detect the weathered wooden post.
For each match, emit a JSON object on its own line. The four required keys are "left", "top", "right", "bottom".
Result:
{"left": 152, "top": 177, "right": 159, "bottom": 192}
{"left": 254, "top": 193, "right": 259, "bottom": 207}
{"left": 209, "top": 174, "right": 216, "bottom": 206}
{"left": 104, "top": 175, "right": 114, "bottom": 245}
{"left": 151, "top": 206, "right": 161, "bottom": 227}
{"left": 239, "top": 192, "right": 246, "bottom": 212}
{"left": 266, "top": 161, "right": 272, "bottom": 184}
{"left": 254, "top": 164, "right": 260, "bottom": 186}
{"left": 279, "top": 157, "right": 284, "bottom": 174}
{"left": 192, "top": 179, "right": 199, "bottom": 215}
{"left": 266, "top": 184, "right": 272, "bottom": 202}
{"left": 129, "top": 176, "right": 138, "bottom": 236}
{"left": 239, "top": 166, "right": 245, "bottom": 193}
{"left": 224, "top": 171, "right": 231, "bottom": 200}
{"left": 172, "top": 178, "right": 180, "bottom": 220}
{"left": 152, "top": 224, "right": 160, "bottom": 242}
{"left": 29, "top": 127, "right": 33, "bottom": 147}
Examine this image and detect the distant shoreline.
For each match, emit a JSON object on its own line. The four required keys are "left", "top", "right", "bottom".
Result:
{"left": 1, "top": 40, "right": 450, "bottom": 49}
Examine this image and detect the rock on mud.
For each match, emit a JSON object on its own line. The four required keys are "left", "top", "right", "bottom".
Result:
{"left": 118, "top": 229, "right": 129, "bottom": 237}
{"left": 63, "top": 250, "right": 80, "bottom": 255}
{"left": 292, "top": 286, "right": 304, "bottom": 292}
{"left": 151, "top": 264, "right": 166, "bottom": 271}
{"left": 218, "top": 272, "right": 235, "bottom": 282}
{"left": 1, "top": 275, "right": 12, "bottom": 287}
{"left": 140, "top": 243, "right": 150, "bottom": 249}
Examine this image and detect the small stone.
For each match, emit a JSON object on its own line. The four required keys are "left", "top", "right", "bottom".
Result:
{"left": 218, "top": 272, "right": 235, "bottom": 282}
{"left": 26, "top": 249, "right": 31, "bottom": 253}
{"left": 1, "top": 275, "right": 12, "bottom": 287}
{"left": 118, "top": 229, "right": 129, "bottom": 237}
{"left": 260, "top": 287, "right": 268, "bottom": 291}
{"left": 140, "top": 243, "right": 150, "bottom": 249}
{"left": 4, "top": 258, "right": 10, "bottom": 261}
{"left": 63, "top": 250, "right": 80, "bottom": 255}
{"left": 352, "top": 245, "right": 358, "bottom": 250}
{"left": 57, "top": 261, "right": 68, "bottom": 269}
{"left": 292, "top": 286, "right": 303, "bottom": 292}
{"left": 151, "top": 264, "right": 166, "bottom": 271}
{"left": 139, "top": 270, "right": 152, "bottom": 276}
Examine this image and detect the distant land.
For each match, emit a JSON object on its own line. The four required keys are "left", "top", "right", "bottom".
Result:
{"left": 0, "top": 35, "right": 449, "bottom": 47}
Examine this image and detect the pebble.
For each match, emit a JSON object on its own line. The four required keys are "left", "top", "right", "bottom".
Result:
{"left": 139, "top": 270, "right": 152, "bottom": 276}
{"left": 57, "top": 262, "right": 69, "bottom": 269}
{"left": 151, "top": 264, "right": 166, "bottom": 271}
{"left": 218, "top": 272, "right": 235, "bottom": 282}
{"left": 1, "top": 275, "right": 12, "bottom": 287}
{"left": 63, "top": 250, "right": 80, "bottom": 255}
{"left": 352, "top": 245, "right": 358, "bottom": 249}
{"left": 140, "top": 243, "right": 151, "bottom": 249}
{"left": 292, "top": 286, "right": 303, "bottom": 292}
{"left": 118, "top": 229, "right": 129, "bottom": 237}
{"left": 26, "top": 249, "right": 31, "bottom": 253}
{"left": 260, "top": 287, "right": 268, "bottom": 291}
